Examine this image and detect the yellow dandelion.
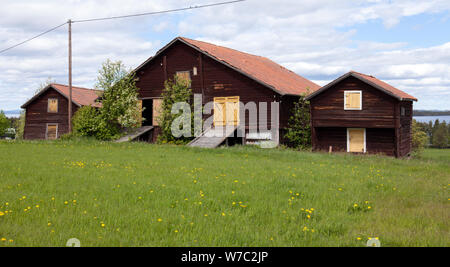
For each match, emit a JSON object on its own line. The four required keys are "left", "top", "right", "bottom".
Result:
{"left": 174, "top": 230, "right": 179, "bottom": 233}
{"left": 357, "top": 237, "right": 361, "bottom": 241}
{"left": 157, "top": 218, "right": 163, "bottom": 222}
{"left": 0, "top": 211, "right": 4, "bottom": 216}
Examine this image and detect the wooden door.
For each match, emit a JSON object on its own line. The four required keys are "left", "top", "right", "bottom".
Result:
{"left": 213, "top": 97, "right": 226, "bottom": 126}
{"left": 214, "top": 96, "right": 239, "bottom": 126}
{"left": 225, "top": 96, "right": 239, "bottom": 126}
{"left": 46, "top": 124, "right": 58, "bottom": 140}
{"left": 137, "top": 100, "right": 143, "bottom": 127}
{"left": 348, "top": 128, "right": 365, "bottom": 153}
{"left": 152, "top": 98, "right": 162, "bottom": 126}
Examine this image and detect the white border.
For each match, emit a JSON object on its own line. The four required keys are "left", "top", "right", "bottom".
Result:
{"left": 46, "top": 123, "right": 58, "bottom": 140}
{"left": 347, "top": 128, "right": 366, "bottom": 153}
{"left": 344, "top": 91, "right": 362, "bottom": 110}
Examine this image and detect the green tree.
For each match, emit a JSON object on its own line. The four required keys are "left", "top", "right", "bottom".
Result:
{"left": 0, "top": 111, "right": 10, "bottom": 136}
{"left": 411, "top": 120, "right": 428, "bottom": 155}
{"left": 285, "top": 93, "right": 311, "bottom": 150}
{"left": 432, "top": 122, "right": 448, "bottom": 148}
{"left": 96, "top": 59, "right": 141, "bottom": 131}
{"left": 157, "top": 75, "right": 193, "bottom": 144}
{"left": 14, "top": 111, "right": 26, "bottom": 140}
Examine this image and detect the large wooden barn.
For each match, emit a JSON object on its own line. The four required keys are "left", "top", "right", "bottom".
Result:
{"left": 21, "top": 84, "right": 101, "bottom": 140}
{"left": 306, "top": 71, "right": 417, "bottom": 157}
{"left": 134, "top": 37, "right": 320, "bottom": 146}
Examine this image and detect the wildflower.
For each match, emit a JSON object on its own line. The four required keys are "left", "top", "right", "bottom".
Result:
{"left": 48, "top": 222, "right": 51, "bottom": 226}
{"left": 64, "top": 201, "right": 68, "bottom": 205}
{"left": 353, "top": 204, "right": 358, "bottom": 208}
{"left": 367, "top": 206, "right": 372, "bottom": 210}
{"left": 221, "top": 212, "right": 226, "bottom": 216}
{"left": 357, "top": 237, "right": 361, "bottom": 241}
{"left": 157, "top": 218, "right": 163, "bottom": 222}
{"left": 35, "top": 205, "right": 40, "bottom": 208}
{"left": 1, "top": 237, "right": 6, "bottom": 241}
{"left": 0, "top": 211, "right": 4, "bottom": 216}
{"left": 101, "top": 223, "right": 106, "bottom": 228}
{"left": 174, "top": 230, "right": 179, "bottom": 233}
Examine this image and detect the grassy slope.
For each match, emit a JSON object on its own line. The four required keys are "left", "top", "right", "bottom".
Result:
{"left": 0, "top": 140, "right": 448, "bottom": 247}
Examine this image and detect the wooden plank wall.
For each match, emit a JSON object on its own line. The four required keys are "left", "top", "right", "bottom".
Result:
{"left": 24, "top": 88, "right": 78, "bottom": 139}
{"left": 310, "top": 77, "right": 397, "bottom": 128}
{"left": 310, "top": 76, "right": 413, "bottom": 157}
{"left": 136, "top": 41, "right": 292, "bottom": 138}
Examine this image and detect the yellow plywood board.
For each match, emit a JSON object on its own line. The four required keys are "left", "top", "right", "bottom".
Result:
{"left": 214, "top": 96, "right": 239, "bottom": 126}
{"left": 152, "top": 98, "right": 162, "bottom": 126}
{"left": 47, "top": 125, "right": 57, "bottom": 140}
{"left": 345, "top": 92, "right": 361, "bottom": 109}
{"left": 48, "top": 99, "right": 58, "bottom": 113}
{"left": 349, "top": 128, "right": 365, "bottom": 152}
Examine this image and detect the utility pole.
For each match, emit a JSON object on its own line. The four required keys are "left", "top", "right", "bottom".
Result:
{"left": 68, "top": 19, "right": 72, "bottom": 133}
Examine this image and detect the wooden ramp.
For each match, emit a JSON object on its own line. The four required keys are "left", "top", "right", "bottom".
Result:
{"left": 188, "top": 126, "right": 238, "bottom": 148}
{"left": 115, "top": 126, "right": 154, "bottom": 143}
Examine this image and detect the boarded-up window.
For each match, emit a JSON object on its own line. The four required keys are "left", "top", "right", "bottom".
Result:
{"left": 344, "top": 91, "right": 362, "bottom": 110}
{"left": 152, "top": 98, "right": 163, "bottom": 126}
{"left": 48, "top": 98, "right": 58, "bottom": 113}
{"left": 176, "top": 71, "right": 191, "bottom": 85}
{"left": 46, "top": 124, "right": 58, "bottom": 140}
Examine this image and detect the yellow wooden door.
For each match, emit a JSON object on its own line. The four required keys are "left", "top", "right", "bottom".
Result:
{"left": 214, "top": 96, "right": 239, "bottom": 126}
{"left": 214, "top": 97, "right": 226, "bottom": 126}
{"left": 46, "top": 124, "right": 58, "bottom": 140}
{"left": 152, "top": 98, "right": 162, "bottom": 126}
{"left": 348, "top": 128, "right": 365, "bottom": 153}
{"left": 137, "top": 100, "right": 143, "bottom": 127}
{"left": 226, "top": 96, "right": 239, "bottom": 126}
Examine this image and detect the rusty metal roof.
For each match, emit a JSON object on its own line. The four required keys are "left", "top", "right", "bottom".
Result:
{"left": 21, "top": 83, "right": 102, "bottom": 108}
{"left": 135, "top": 37, "right": 321, "bottom": 96}
{"left": 306, "top": 71, "right": 417, "bottom": 101}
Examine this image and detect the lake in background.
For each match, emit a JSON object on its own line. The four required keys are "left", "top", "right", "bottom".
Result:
{"left": 414, "top": 116, "right": 450, "bottom": 123}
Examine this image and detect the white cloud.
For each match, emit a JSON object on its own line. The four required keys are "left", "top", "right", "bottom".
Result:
{"left": 0, "top": 0, "right": 450, "bottom": 110}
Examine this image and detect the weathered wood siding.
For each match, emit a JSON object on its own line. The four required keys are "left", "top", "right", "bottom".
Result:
{"left": 23, "top": 88, "right": 78, "bottom": 140}
{"left": 136, "top": 41, "right": 293, "bottom": 140}
{"left": 310, "top": 76, "right": 413, "bottom": 157}
{"left": 310, "top": 77, "right": 397, "bottom": 128}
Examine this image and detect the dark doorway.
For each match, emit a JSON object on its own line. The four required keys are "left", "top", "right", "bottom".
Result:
{"left": 142, "top": 99, "right": 153, "bottom": 126}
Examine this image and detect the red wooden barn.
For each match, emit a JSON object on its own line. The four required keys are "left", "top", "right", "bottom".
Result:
{"left": 306, "top": 71, "right": 417, "bottom": 157}
{"left": 134, "top": 37, "right": 320, "bottom": 146}
{"left": 21, "top": 84, "right": 101, "bottom": 140}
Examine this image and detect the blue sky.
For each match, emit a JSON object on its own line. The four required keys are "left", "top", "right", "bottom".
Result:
{"left": 0, "top": 0, "right": 449, "bottom": 111}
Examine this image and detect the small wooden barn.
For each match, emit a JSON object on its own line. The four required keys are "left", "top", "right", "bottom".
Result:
{"left": 21, "top": 84, "right": 101, "bottom": 140}
{"left": 306, "top": 71, "right": 417, "bottom": 157}
{"left": 134, "top": 37, "right": 320, "bottom": 146}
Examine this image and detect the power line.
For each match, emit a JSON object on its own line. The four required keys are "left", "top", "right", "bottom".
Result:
{"left": 0, "top": 22, "right": 67, "bottom": 54}
{"left": 72, "top": 0, "right": 246, "bottom": 23}
{"left": 0, "top": 0, "right": 246, "bottom": 54}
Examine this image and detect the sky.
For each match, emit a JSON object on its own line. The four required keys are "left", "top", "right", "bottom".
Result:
{"left": 0, "top": 0, "right": 449, "bottom": 111}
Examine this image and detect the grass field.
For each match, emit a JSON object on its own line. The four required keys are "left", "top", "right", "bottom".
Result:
{"left": 0, "top": 140, "right": 448, "bottom": 247}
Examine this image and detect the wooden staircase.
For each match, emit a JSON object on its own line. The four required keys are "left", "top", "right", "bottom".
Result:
{"left": 115, "top": 126, "right": 154, "bottom": 143}
{"left": 188, "top": 126, "right": 238, "bottom": 148}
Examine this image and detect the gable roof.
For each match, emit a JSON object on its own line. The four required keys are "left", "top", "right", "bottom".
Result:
{"left": 21, "top": 83, "right": 102, "bottom": 108}
{"left": 306, "top": 71, "right": 418, "bottom": 101}
{"left": 135, "top": 37, "right": 320, "bottom": 96}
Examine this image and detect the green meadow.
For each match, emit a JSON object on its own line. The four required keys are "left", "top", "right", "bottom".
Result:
{"left": 0, "top": 140, "right": 448, "bottom": 247}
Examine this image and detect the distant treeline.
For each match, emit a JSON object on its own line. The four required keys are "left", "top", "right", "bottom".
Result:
{"left": 413, "top": 110, "right": 450, "bottom": 116}
{"left": 415, "top": 119, "right": 449, "bottom": 148}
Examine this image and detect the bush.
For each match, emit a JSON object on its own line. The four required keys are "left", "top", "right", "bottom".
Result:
{"left": 411, "top": 119, "right": 428, "bottom": 156}
{"left": 432, "top": 122, "right": 448, "bottom": 148}
{"left": 285, "top": 94, "right": 311, "bottom": 150}
{"left": 72, "top": 106, "right": 119, "bottom": 141}
{"left": 0, "top": 111, "right": 10, "bottom": 137}
{"left": 157, "top": 75, "right": 193, "bottom": 144}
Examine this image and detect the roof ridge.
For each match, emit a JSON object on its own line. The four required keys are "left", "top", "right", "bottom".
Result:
{"left": 51, "top": 83, "right": 101, "bottom": 91}
{"left": 179, "top": 36, "right": 266, "bottom": 59}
